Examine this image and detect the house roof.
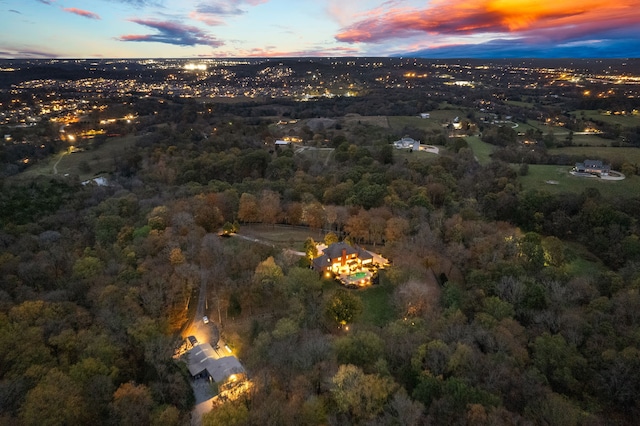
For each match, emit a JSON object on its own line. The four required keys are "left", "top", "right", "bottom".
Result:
{"left": 312, "top": 254, "right": 331, "bottom": 270}
{"left": 585, "top": 159, "right": 604, "bottom": 167}
{"left": 186, "top": 343, "right": 245, "bottom": 383}
{"left": 314, "top": 242, "right": 375, "bottom": 267}
{"left": 576, "top": 159, "right": 610, "bottom": 170}
{"left": 323, "top": 241, "right": 358, "bottom": 260}
{"left": 356, "top": 247, "right": 373, "bottom": 261}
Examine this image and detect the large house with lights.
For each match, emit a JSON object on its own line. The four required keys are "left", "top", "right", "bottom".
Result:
{"left": 312, "top": 241, "right": 385, "bottom": 287}
{"left": 312, "top": 241, "right": 373, "bottom": 273}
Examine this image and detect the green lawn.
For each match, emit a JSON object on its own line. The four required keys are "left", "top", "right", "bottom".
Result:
{"left": 388, "top": 110, "right": 468, "bottom": 132}
{"left": 466, "top": 136, "right": 495, "bottom": 165}
{"left": 549, "top": 146, "right": 640, "bottom": 165}
{"left": 568, "top": 134, "right": 614, "bottom": 147}
{"left": 517, "top": 119, "right": 567, "bottom": 134}
{"left": 357, "top": 283, "right": 396, "bottom": 327}
{"left": 506, "top": 100, "right": 535, "bottom": 109}
{"left": 563, "top": 252, "right": 605, "bottom": 277}
{"left": 343, "top": 115, "right": 389, "bottom": 128}
{"left": 13, "top": 134, "right": 138, "bottom": 182}
{"left": 393, "top": 147, "right": 441, "bottom": 164}
{"left": 517, "top": 164, "right": 640, "bottom": 198}
{"left": 571, "top": 110, "right": 640, "bottom": 127}
{"left": 238, "top": 224, "right": 322, "bottom": 251}
{"left": 294, "top": 146, "right": 334, "bottom": 165}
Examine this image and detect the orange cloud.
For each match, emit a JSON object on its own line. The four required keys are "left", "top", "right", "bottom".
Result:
{"left": 63, "top": 7, "right": 101, "bottom": 20}
{"left": 335, "top": 0, "right": 640, "bottom": 43}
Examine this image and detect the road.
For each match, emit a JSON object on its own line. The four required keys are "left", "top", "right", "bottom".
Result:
{"left": 52, "top": 151, "right": 68, "bottom": 175}
{"left": 191, "top": 269, "right": 219, "bottom": 348}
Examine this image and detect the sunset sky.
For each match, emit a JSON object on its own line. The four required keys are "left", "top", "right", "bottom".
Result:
{"left": 2, "top": 0, "right": 639, "bottom": 59}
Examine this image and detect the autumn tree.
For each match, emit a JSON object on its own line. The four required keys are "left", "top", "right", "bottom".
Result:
{"left": 334, "top": 330, "right": 384, "bottom": 371}
{"left": 259, "top": 190, "right": 282, "bottom": 226}
{"left": 193, "top": 193, "right": 224, "bottom": 232}
{"left": 254, "top": 256, "right": 284, "bottom": 287}
{"left": 202, "top": 400, "right": 249, "bottom": 426}
{"left": 345, "top": 209, "right": 370, "bottom": 244}
{"left": 331, "top": 364, "right": 397, "bottom": 423}
{"left": 110, "top": 382, "right": 154, "bottom": 426}
{"left": 303, "top": 237, "right": 318, "bottom": 259}
{"left": 325, "top": 289, "right": 363, "bottom": 327}
{"left": 305, "top": 202, "right": 326, "bottom": 231}
{"left": 385, "top": 216, "right": 410, "bottom": 243}
{"left": 324, "top": 232, "right": 339, "bottom": 246}
{"left": 20, "top": 368, "right": 90, "bottom": 426}
{"left": 238, "top": 193, "right": 259, "bottom": 223}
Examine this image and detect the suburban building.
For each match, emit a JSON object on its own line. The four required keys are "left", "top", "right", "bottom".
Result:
{"left": 574, "top": 159, "right": 611, "bottom": 175}
{"left": 186, "top": 342, "right": 245, "bottom": 383}
{"left": 393, "top": 136, "right": 420, "bottom": 150}
{"left": 312, "top": 241, "right": 374, "bottom": 275}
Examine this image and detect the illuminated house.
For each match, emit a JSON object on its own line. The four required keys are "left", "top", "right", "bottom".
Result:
{"left": 312, "top": 241, "right": 374, "bottom": 275}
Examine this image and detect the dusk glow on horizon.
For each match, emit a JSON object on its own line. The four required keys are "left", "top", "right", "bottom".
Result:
{"left": 2, "top": 0, "right": 639, "bottom": 59}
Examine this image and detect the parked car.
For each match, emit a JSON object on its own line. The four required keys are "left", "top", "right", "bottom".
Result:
{"left": 203, "top": 316, "right": 209, "bottom": 324}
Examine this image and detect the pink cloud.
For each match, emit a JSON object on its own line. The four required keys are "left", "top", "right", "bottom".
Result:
{"left": 335, "top": 0, "right": 640, "bottom": 44}
{"left": 189, "top": 11, "right": 225, "bottom": 26}
{"left": 63, "top": 7, "right": 101, "bottom": 20}
{"left": 118, "top": 19, "right": 223, "bottom": 47}
{"left": 213, "top": 45, "right": 360, "bottom": 58}
{"left": 189, "top": 0, "right": 269, "bottom": 26}
{"left": 118, "top": 35, "right": 152, "bottom": 42}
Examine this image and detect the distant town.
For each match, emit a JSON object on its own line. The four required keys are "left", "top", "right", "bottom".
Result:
{"left": 2, "top": 57, "right": 639, "bottom": 126}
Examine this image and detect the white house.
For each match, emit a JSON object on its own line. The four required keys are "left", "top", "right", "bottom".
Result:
{"left": 393, "top": 136, "right": 420, "bottom": 150}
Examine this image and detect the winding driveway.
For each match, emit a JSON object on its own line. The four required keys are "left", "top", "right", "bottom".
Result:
{"left": 52, "top": 151, "right": 68, "bottom": 175}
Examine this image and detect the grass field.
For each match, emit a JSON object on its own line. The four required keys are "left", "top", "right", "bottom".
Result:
{"left": 357, "top": 283, "right": 396, "bottom": 327}
{"left": 393, "top": 147, "right": 441, "bottom": 164}
{"left": 571, "top": 110, "right": 640, "bottom": 127}
{"left": 517, "top": 119, "right": 568, "bottom": 134}
{"left": 568, "top": 134, "right": 614, "bottom": 147}
{"left": 517, "top": 164, "right": 640, "bottom": 198}
{"left": 506, "top": 100, "right": 535, "bottom": 109}
{"left": 13, "top": 135, "right": 138, "bottom": 182}
{"left": 388, "top": 110, "right": 467, "bottom": 132}
{"left": 238, "top": 224, "right": 322, "bottom": 251}
{"left": 563, "top": 249, "right": 606, "bottom": 277}
{"left": 549, "top": 146, "right": 640, "bottom": 165}
{"left": 343, "top": 115, "right": 389, "bottom": 128}
{"left": 295, "top": 146, "right": 334, "bottom": 165}
{"left": 466, "top": 136, "right": 495, "bottom": 165}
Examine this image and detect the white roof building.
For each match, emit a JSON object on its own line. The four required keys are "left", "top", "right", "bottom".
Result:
{"left": 186, "top": 343, "right": 245, "bottom": 383}
{"left": 393, "top": 137, "right": 420, "bottom": 150}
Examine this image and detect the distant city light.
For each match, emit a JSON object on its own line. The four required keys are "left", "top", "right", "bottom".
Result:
{"left": 184, "top": 63, "right": 207, "bottom": 71}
